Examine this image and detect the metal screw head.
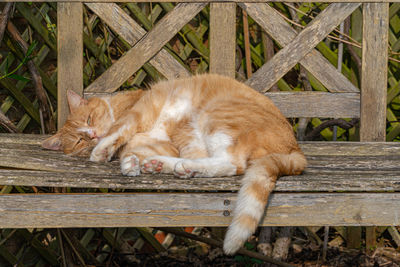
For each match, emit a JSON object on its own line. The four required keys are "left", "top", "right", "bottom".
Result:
{"left": 223, "top": 199, "right": 230, "bottom": 206}
{"left": 223, "top": 210, "right": 230, "bottom": 216}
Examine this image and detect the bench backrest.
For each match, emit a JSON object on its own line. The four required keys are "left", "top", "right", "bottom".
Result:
{"left": 56, "top": 2, "right": 388, "bottom": 142}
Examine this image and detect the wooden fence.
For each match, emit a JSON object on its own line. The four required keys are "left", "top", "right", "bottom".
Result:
{"left": 0, "top": 1, "right": 385, "bottom": 141}
{"left": 55, "top": 1, "right": 387, "bottom": 145}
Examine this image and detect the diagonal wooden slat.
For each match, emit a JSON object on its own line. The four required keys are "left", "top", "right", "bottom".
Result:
{"left": 85, "top": 3, "right": 206, "bottom": 94}
{"left": 85, "top": 3, "right": 190, "bottom": 80}
{"left": 245, "top": 3, "right": 360, "bottom": 93}
{"left": 240, "top": 3, "right": 359, "bottom": 93}
{"left": 209, "top": 3, "right": 236, "bottom": 77}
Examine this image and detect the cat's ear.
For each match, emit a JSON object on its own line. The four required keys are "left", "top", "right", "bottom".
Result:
{"left": 42, "top": 133, "right": 62, "bottom": 150}
{"left": 67, "top": 90, "right": 87, "bottom": 112}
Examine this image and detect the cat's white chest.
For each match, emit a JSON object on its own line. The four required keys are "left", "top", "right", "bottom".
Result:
{"left": 148, "top": 94, "right": 192, "bottom": 141}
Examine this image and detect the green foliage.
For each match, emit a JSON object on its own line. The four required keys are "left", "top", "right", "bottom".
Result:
{"left": 0, "top": 41, "right": 37, "bottom": 82}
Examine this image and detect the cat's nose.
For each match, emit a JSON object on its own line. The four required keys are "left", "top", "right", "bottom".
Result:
{"left": 88, "top": 129, "right": 98, "bottom": 139}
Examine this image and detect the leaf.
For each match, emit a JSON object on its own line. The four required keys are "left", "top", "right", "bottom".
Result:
{"left": 8, "top": 74, "right": 31, "bottom": 82}
{"left": 26, "top": 40, "right": 38, "bottom": 58}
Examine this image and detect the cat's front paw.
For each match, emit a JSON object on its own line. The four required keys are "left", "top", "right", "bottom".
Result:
{"left": 90, "top": 145, "right": 108, "bottom": 162}
{"left": 90, "top": 136, "right": 116, "bottom": 162}
{"left": 121, "top": 155, "right": 141, "bottom": 176}
{"left": 174, "top": 160, "right": 195, "bottom": 179}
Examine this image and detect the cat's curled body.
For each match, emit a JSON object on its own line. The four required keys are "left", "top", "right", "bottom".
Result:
{"left": 43, "top": 74, "right": 306, "bottom": 254}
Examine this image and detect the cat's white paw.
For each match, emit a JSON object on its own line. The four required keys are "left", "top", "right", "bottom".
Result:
{"left": 90, "top": 145, "right": 107, "bottom": 162}
{"left": 141, "top": 158, "right": 164, "bottom": 174}
{"left": 121, "top": 155, "right": 141, "bottom": 176}
{"left": 90, "top": 136, "right": 116, "bottom": 162}
{"left": 174, "top": 160, "right": 195, "bottom": 179}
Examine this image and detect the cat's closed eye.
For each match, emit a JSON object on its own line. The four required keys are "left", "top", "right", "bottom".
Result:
{"left": 87, "top": 115, "right": 92, "bottom": 126}
{"left": 74, "top": 138, "right": 87, "bottom": 148}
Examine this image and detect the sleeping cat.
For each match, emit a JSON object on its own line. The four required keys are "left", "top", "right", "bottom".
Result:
{"left": 43, "top": 73, "right": 307, "bottom": 255}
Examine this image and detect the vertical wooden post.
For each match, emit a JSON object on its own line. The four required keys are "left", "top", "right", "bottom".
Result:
{"left": 209, "top": 3, "right": 236, "bottom": 239}
{"left": 360, "top": 3, "right": 389, "bottom": 141}
{"left": 360, "top": 3, "right": 389, "bottom": 252}
{"left": 57, "top": 3, "right": 83, "bottom": 128}
{"left": 209, "top": 3, "right": 236, "bottom": 78}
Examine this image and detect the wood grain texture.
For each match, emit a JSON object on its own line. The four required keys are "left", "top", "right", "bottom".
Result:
{"left": 57, "top": 2, "right": 83, "bottom": 128}
{"left": 209, "top": 3, "right": 236, "bottom": 77}
{"left": 360, "top": 3, "right": 389, "bottom": 141}
{"left": 1, "top": 193, "right": 400, "bottom": 228}
{"left": 1, "top": 170, "right": 400, "bottom": 192}
{"left": 1, "top": 133, "right": 400, "bottom": 227}
{"left": 245, "top": 3, "right": 360, "bottom": 92}
{"left": 240, "top": 3, "right": 359, "bottom": 93}
{"left": 85, "top": 3, "right": 206, "bottom": 93}
{"left": 2, "top": 134, "right": 400, "bottom": 155}
{"left": 1, "top": 134, "right": 400, "bottom": 192}
{"left": 265, "top": 92, "right": 359, "bottom": 118}
{"left": 85, "top": 3, "right": 189, "bottom": 80}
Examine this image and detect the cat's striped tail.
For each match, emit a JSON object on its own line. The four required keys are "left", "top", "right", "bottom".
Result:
{"left": 223, "top": 151, "right": 307, "bottom": 255}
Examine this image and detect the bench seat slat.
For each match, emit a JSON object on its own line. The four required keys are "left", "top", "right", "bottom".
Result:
{"left": 2, "top": 150, "right": 400, "bottom": 174}
{"left": 0, "top": 193, "right": 399, "bottom": 228}
{"left": 1, "top": 134, "right": 400, "bottom": 192}
{"left": 2, "top": 134, "right": 400, "bottom": 155}
{"left": 0, "top": 170, "right": 400, "bottom": 192}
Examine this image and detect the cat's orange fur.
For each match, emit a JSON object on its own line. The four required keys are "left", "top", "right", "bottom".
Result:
{"left": 43, "top": 74, "right": 306, "bottom": 254}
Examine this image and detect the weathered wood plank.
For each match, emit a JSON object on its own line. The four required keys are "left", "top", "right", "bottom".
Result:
{"left": 2, "top": 134, "right": 400, "bottom": 155}
{"left": 360, "top": 3, "right": 389, "bottom": 141}
{"left": 305, "top": 155, "right": 400, "bottom": 172}
{"left": 265, "top": 92, "right": 359, "bottom": 118}
{"left": 360, "top": 4, "right": 389, "bottom": 247}
{"left": 0, "top": 141, "right": 400, "bottom": 175}
{"left": 1, "top": 169, "right": 400, "bottom": 192}
{"left": 85, "top": 3, "right": 189, "bottom": 80}
{"left": 246, "top": 3, "right": 360, "bottom": 92}
{"left": 0, "top": 193, "right": 399, "bottom": 228}
{"left": 0, "top": 134, "right": 47, "bottom": 145}
{"left": 2, "top": 142, "right": 400, "bottom": 174}
{"left": 240, "top": 3, "right": 359, "bottom": 93}
{"left": 0, "top": 144, "right": 119, "bottom": 174}
{"left": 1, "top": 136, "right": 400, "bottom": 192}
{"left": 85, "top": 3, "right": 206, "bottom": 93}
{"left": 300, "top": 141, "right": 400, "bottom": 156}
{"left": 57, "top": 3, "right": 83, "bottom": 128}
{"left": 209, "top": 3, "right": 236, "bottom": 77}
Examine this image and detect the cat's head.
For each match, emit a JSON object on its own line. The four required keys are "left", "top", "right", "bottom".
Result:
{"left": 42, "top": 90, "right": 121, "bottom": 156}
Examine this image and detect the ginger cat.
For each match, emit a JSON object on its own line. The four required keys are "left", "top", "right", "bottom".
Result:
{"left": 43, "top": 74, "right": 306, "bottom": 254}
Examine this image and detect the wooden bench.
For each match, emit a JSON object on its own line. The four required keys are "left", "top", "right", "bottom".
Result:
{"left": 0, "top": 0, "right": 398, "bottom": 252}
{"left": 1, "top": 134, "right": 400, "bottom": 228}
